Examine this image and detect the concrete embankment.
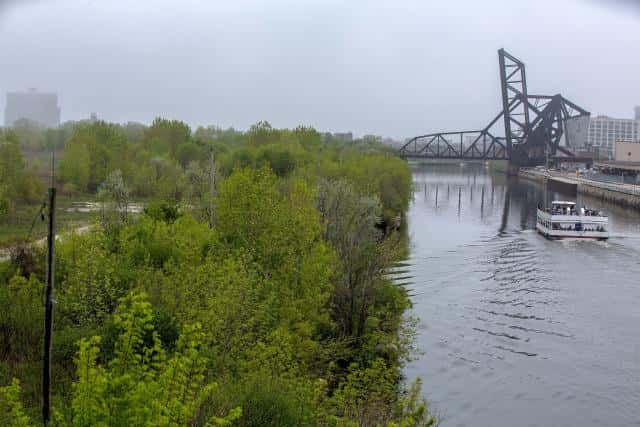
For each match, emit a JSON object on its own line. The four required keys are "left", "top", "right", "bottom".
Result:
{"left": 519, "top": 169, "right": 640, "bottom": 209}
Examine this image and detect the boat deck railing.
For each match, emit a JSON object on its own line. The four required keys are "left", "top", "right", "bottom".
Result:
{"left": 537, "top": 204, "right": 606, "bottom": 218}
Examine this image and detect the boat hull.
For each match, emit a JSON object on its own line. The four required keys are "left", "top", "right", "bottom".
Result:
{"left": 536, "top": 223, "right": 609, "bottom": 240}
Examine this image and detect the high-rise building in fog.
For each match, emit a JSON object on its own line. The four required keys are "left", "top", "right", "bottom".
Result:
{"left": 587, "top": 114, "right": 639, "bottom": 159}
{"left": 4, "top": 89, "right": 60, "bottom": 128}
{"left": 635, "top": 105, "right": 640, "bottom": 121}
{"left": 564, "top": 116, "right": 590, "bottom": 150}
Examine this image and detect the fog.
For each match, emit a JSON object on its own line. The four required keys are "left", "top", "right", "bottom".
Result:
{"left": 1, "top": 0, "right": 638, "bottom": 138}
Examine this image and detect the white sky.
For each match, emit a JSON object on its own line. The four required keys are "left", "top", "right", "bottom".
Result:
{"left": 1, "top": 0, "right": 639, "bottom": 138}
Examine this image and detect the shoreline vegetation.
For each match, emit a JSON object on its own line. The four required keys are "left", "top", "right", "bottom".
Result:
{"left": 0, "top": 121, "right": 436, "bottom": 426}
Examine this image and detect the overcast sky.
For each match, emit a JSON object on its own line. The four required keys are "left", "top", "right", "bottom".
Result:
{"left": 1, "top": 0, "right": 638, "bottom": 138}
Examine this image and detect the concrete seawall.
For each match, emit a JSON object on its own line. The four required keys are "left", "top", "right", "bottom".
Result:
{"left": 519, "top": 169, "right": 640, "bottom": 210}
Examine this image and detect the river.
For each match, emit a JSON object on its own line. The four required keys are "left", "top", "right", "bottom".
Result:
{"left": 400, "top": 164, "right": 640, "bottom": 427}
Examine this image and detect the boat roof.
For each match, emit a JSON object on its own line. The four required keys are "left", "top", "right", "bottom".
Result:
{"left": 551, "top": 201, "right": 576, "bottom": 206}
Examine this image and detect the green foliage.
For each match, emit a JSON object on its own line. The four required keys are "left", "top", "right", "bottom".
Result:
{"left": 1, "top": 293, "right": 243, "bottom": 426}
{"left": 0, "top": 275, "right": 44, "bottom": 363}
{"left": 183, "top": 160, "right": 215, "bottom": 225}
{"left": 326, "top": 360, "right": 437, "bottom": 427}
{"left": 247, "top": 121, "right": 278, "bottom": 146}
{"left": 122, "top": 122, "right": 147, "bottom": 144}
{"left": 59, "top": 141, "right": 90, "bottom": 191}
{"left": 58, "top": 122, "right": 130, "bottom": 192}
{"left": 144, "top": 200, "right": 182, "bottom": 224}
{"left": 0, "top": 274, "right": 45, "bottom": 411}
{"left": 319, "top": 152, "right": 412, "bottom": 226}
{"left": 205, "top": 372, "right": 321, "bottom": 427}
{"left": 390, "top": 378, "right": 437, "bottom": 427}
{"left": 176, "top": 142, "right": 204, "bottom": 168}
{"left": 0, "top": 130, "right": 44, "bottom": 213}
{"left": 317, "top": 178, "right": 392, "bottom": 338}
{"left": 216, "top": 169, "right": 334, "bottom": 338}
{"left": 97, "top": 169, "right": 131, "bottom": 232}
{"left": 71, "top": 293, "right": 241, "bottom": 426}
{"left": 148, "top": 156, "right": 187, "bottom": 201}
{"left": 1, "top": 119, "right": 433, "bottom": 426}
{"left": 328, "top": 358, "right": 398, "bottom": 424}
{"left": 0, "top": 187, "right": 8, "bottom": 217}
{"left": 256, "top": 145, "right": 297, "bottom": 177}
{"left": 118, "top": 217, "right": 185, "bottom": 269}
{"left": 56, "top": 231, "right": 130, "bottom": 325}
{"left": 144, "top": 118, "right": 191, "bottom": 157}
{"left": 0, "top": 379, "right": 31, "bottom": 427}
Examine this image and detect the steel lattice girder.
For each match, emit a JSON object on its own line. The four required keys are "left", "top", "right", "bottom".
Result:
{"left": 399, "top": 49, "right": 590, "bottom": 166}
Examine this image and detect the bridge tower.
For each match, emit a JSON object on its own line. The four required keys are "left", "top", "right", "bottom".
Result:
{"left": 399, "top": 49, "right": 590, "bottom": 169}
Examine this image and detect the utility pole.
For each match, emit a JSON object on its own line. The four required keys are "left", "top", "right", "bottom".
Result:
{"left": 209, "top": 149, "right": 215, "bottom": 228}
{"left": 42, "top": 186, "right": 56, "bottom": 425}
{"left": 42, "top": 148, "right": 56, "bottom": 426}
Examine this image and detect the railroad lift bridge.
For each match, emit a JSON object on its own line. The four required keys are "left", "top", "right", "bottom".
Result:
{"left": 398, "top": 49, "right": 591, "bottom": 171}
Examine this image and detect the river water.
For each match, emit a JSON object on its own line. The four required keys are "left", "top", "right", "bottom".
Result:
{"left": 401, "top": 164, "right": 640, "bottom": 427}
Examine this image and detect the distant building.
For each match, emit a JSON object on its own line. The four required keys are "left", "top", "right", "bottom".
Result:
{"left": 564, "top": 116, "right": 590, "bottom": 150}
{"left": 4, "top": 89, "right": 60, "bottom": 128}
{"left": 319, "top": 131, "right": 354, "bottom": 143}
{"left": 333, "top": 132, "right": 353, "bottom": 142}
{"left": 635, "top": 106, "right": 640, "bottom": 121}
{"left": 614, "top": 140, "right": 640, "bottom": 163}
{"left": 587, "top": 114, "right": 639, "bottom": 159}
{"left": 380, "top": 137, "right": 401, "bottom": 147}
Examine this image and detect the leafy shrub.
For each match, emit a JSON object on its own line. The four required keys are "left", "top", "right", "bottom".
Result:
{"left": 204, "top": 373, "right": 320, "bottom": 427}
{"left": 144, "top": 201, "right": 182, "bottom": 224}
{"left": 2, "top": 293, "right": 242, "bottom": 426}
{"left": 0, "top": 379, "right": 31, "bottom": 427}
{"left": 0, "top": 275, "right": 43, "bottom": 362}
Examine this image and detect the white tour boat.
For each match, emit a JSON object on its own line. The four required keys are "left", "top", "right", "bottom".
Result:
{"left": 536, "top": 201, "right": 608, "bottom": 240}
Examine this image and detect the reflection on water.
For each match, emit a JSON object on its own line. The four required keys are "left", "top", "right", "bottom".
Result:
{"left": 393, "top": 164, "right": 640, "bottom": 427}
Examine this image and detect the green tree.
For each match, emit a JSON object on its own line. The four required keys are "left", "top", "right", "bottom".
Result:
{"left": 144, "top": 118, "right": 191, "bottom": 157}
{"left": 214, "top": 168, "right": 334, "bottom": 364}
{"left": 247, "top": 121, "right": 278, "bottom": 146}
{"left": 122, "top": 121, "right": 148, "bottom": 144}
{"left": 317, "top": 179, "right": 391, "bottom": 338}
{"left": 97, "top": 169, "right": 131, "bottom": 230}
{"left": 176, "top": 142, "right": 203, "bottom": 168}
{"left": 59, "top": 140, "right": 90, "bottom": 192}
{"left": 0, "top": 188, "right": 8, "bottom": 217}
{"left": 256, "top": 146, "right": 297, "bottom": 177}
{"left": 0, "top": 130, "right": 44, "bottom": 211}
{"left": 58, "top": 122, "right": 130, "bottom": 191}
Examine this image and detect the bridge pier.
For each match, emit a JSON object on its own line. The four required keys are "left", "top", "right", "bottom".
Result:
{"left": 506, "top": 163, "right": 521, "bottom": 176}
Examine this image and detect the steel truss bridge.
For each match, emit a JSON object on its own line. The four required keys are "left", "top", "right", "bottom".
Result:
{"left": 399, "top": 49, "right": 590, "bottom": 167}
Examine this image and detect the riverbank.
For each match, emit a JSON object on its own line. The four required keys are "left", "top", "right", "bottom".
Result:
{"left": 519, "top": 168, "right": 640, "bottom": 209}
